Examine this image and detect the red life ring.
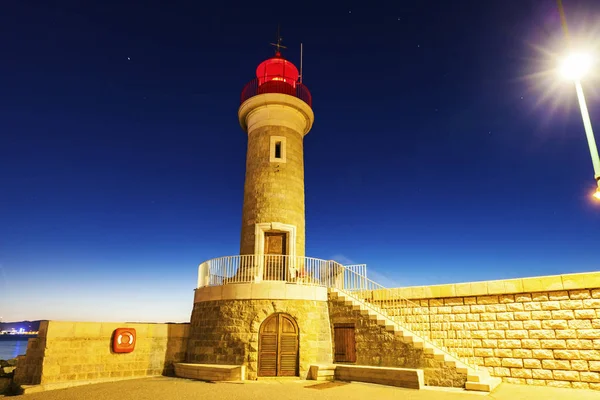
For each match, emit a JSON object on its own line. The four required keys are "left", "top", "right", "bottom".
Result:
{"left": 113, "top": 328, "right": 136, "bottom": 353}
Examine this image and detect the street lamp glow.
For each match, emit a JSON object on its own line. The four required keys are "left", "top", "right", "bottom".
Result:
{"left": 594, "top": 188, "right": 600, "bottom": 201}
{"left": 560, "top": 53, "right": 593, "bottom": 80}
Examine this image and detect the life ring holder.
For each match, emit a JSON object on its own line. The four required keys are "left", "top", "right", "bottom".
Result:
{"left": 113, "top": 328, "right": 136, "bottom": 353}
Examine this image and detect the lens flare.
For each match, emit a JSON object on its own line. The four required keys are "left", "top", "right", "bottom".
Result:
{"left": 560, "top": 53, "right": 593, "bottom": 80}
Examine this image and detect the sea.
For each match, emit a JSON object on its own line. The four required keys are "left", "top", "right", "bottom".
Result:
{"left": 0, "top": 338, "right": 29, "bottom": 360}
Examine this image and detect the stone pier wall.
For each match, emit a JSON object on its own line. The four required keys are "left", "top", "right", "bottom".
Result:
{"left": 187, "top": 299, "right": 332, "bottom": 380}
{"left": 14, "top": 321, "right": 189, "bottom": 388}
{"left": 383, "top": 271, "right": 600, "bottom": 390}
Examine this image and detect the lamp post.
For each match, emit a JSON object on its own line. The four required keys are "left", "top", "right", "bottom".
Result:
{"left": 560, "top": 54, "right": 600, "bottom": 200}
{"left": 557, "top": 0, "right": 600, "bottom": 200}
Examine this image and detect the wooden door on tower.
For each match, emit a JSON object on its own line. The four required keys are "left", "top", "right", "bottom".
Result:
{"left": 334, "top": 324, "right": 356, "bottom": 363}
{"left": 263, "top": 232, "right": 287, "bottom": 280}
{"left": 258, "top": 313, "right": 299, "bottom": 377}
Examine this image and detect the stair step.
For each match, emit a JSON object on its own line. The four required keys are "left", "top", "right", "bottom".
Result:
{"left": 445, "top": 359, "right": 457, "bottom": 367}
{"left": 456, "top": 366, "right": 469, "bottom": 374}
{"left": 465, "top": 377, "right": 501, "bottom": 392}
{"left": 467, "top": 369, "right": 490, "bottom": 382}
{"left": 316, "top": 365, "right": 336, "bottom": 371}
{"left": 317, "top": 370, "right": 335, "bottom": 377}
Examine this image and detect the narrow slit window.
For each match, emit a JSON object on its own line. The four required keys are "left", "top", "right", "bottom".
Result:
{"left": 270, "top": 136, "right": 286, "bottom": 163}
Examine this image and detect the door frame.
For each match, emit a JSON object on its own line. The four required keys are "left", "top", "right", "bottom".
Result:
{"left": 254, "top": 222, "right": 297, "bottom": 281}
{"left": 257, "top": 313, "right": 300, "bottom": 377}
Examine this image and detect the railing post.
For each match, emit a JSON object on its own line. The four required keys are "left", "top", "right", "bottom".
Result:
{"left": 255, "top": 254, "right": 264, "bottom": 283}
{"left": 333, "top": 262, "right": 344, "bottom": 290}
{"left": 198, "top": 262, "right": 209, "bottom": 288}
{"left": 288, "top": 255, "right": 296, "bottom": 282}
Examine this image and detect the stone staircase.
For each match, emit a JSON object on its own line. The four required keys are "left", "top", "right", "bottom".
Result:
{"left": 329, "top": 288, "right": 501, "bottom": 392}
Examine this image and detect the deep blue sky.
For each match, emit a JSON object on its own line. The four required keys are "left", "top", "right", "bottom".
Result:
{"left": 2, "top": 1, "right": 600, "bottom": 322}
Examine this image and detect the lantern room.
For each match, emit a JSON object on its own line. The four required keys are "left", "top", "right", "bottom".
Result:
{"left": 240, "top": 50, "right": 312, "bottom": 108}
{"left": 256, "top": 51, "right": 299, "bottom": 87}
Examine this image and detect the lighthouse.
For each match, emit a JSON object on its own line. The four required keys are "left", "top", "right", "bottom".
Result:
{"left": 187, "top": 43, "right": 333, "bottom": 380}
{"left": 237, "top": 46, "right": 314, "bottom": 280}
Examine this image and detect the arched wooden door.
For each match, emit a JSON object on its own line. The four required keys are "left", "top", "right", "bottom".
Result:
{"left": 258, "top": 313, "right": 299, "bottom": 377}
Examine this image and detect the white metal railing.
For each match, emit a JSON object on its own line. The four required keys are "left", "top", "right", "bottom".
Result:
{"left": 197, "top": 255, "right": 348, "bottom": 288}
{"left": 196, "top": 255, "right": 475, "bottom": 369}
{"left": 343, "top": 264, "right": 368, "bottom": 290}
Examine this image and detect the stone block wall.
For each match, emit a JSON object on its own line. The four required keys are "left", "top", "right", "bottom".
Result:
{"left": 240, "top": 124, "right": 306, "bottom": 256}
{"left": 14, "top": 320, "right": 189, "bottom": 387}
{"left": 328, "top": 297, "right": 467, "bottom": 387}
{"left": 187, "top": 299, "right": 332, "bottom": 380}
{"left": 382, "top": 272, "right": 600, "bottom": 390}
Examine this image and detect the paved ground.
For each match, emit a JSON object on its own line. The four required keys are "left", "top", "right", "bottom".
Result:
{"left": 9, "top": 377, "right": 600, "bottom": 400}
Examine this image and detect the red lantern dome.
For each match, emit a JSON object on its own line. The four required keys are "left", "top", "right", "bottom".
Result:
{"left": 255, "top": 51, "right": 299, "bottom": 88}
{"left": 240, "top": 49, "right": 312, "bottom": 108}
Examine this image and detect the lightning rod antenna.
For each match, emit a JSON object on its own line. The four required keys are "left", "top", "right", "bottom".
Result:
{"left": 300, "top": 43, "right": 303, "bottom": 83}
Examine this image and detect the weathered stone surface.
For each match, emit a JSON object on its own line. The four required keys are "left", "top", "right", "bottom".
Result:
{"left": 553, "top": 370, "right": 580, "bottom": 381}
{"left": 239, "top": 122, "right": 307, "bottom": 256}
{"left": 511, "top": 368, "right": 532, "bottom": 378}
{"left": 397, "top": 286, "right": 600, "bottom": 390}
{"left": 495, "top": 349, "right": 513, "bottom": 358}
{"left": 14, "top": 321, "right": 188, "bottom": 386}
{"left": 329, "top": 298, "right": 466, "bottom": 388}
{"left": 494, "top": 367, "right": 511, "bottom": 377}
{"left": 542, "top": 359, "right": 571, "bottom": 370}
{"left": 188, "top": 299, "right": 332, "bottom": 380}
{"left": 512, "top": 349, "right": 532, "bottom": 358}
{"left": 521, "top": 339, "right": 541, "bottom": 349}
{"left": 484, "top": 357, "right": 501, "bottom": 367}
{"left": 571, "top": 360, "right": 589, "bottom": 371}
{"left": 569, "top": 290, "right": 591, "bottom": 300}
{"left": 501, "top": 358, "right": 523, "bottom": 368}
{"left": 507, "top": 303, "right": 524, "bottom": 312}
{"left": 532, "top": 368, "right": 553, "bottom": 379}
{"left": 553, "top": 350, "right": 580, "bottom": 360}
{"left": 540, "top": 301, "right": 560, "bottom": 311}
{"left": 523, "top": 359, "right": 541, "bottom": 369}
{"left": 0, "top": 366, "right": 16, "bottom": 376}
{"left": 580, "top": 371, "right": 600, "bottom": 383}
{"left": 0, "top": 377, "right": 11, "bottom": 394}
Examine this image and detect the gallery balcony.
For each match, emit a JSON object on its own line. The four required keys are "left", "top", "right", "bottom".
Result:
{"left": 197, "top": 254, "right": 366, "bottom": 289}
{"left": 240, "top": 78, "right": 312, "bottom": 108}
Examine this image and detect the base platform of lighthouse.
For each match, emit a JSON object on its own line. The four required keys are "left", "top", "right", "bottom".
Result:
{"left": 186, "top": 281, "right": 333, "bottom": 380}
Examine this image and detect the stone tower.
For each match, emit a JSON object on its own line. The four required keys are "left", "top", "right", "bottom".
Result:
{"left": 238, "top": 51, "right": 314, "bottom": 263}
{"left": 187, "top": 45, "right": 333, "bottom": 381}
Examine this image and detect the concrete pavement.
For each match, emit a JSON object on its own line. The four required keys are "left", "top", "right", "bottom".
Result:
{"left": 9, "top": 377, "right": 600, "bottom": 399}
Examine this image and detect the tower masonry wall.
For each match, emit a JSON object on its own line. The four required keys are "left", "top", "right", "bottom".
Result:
{"left": 186, "top": 299, "right": 332, "bottom": 380}
{"left": 240, "top": 124, "right": 306, "bottom": 256}
{"left": 378, "top": 272, "right": 600, "bottom": 390}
